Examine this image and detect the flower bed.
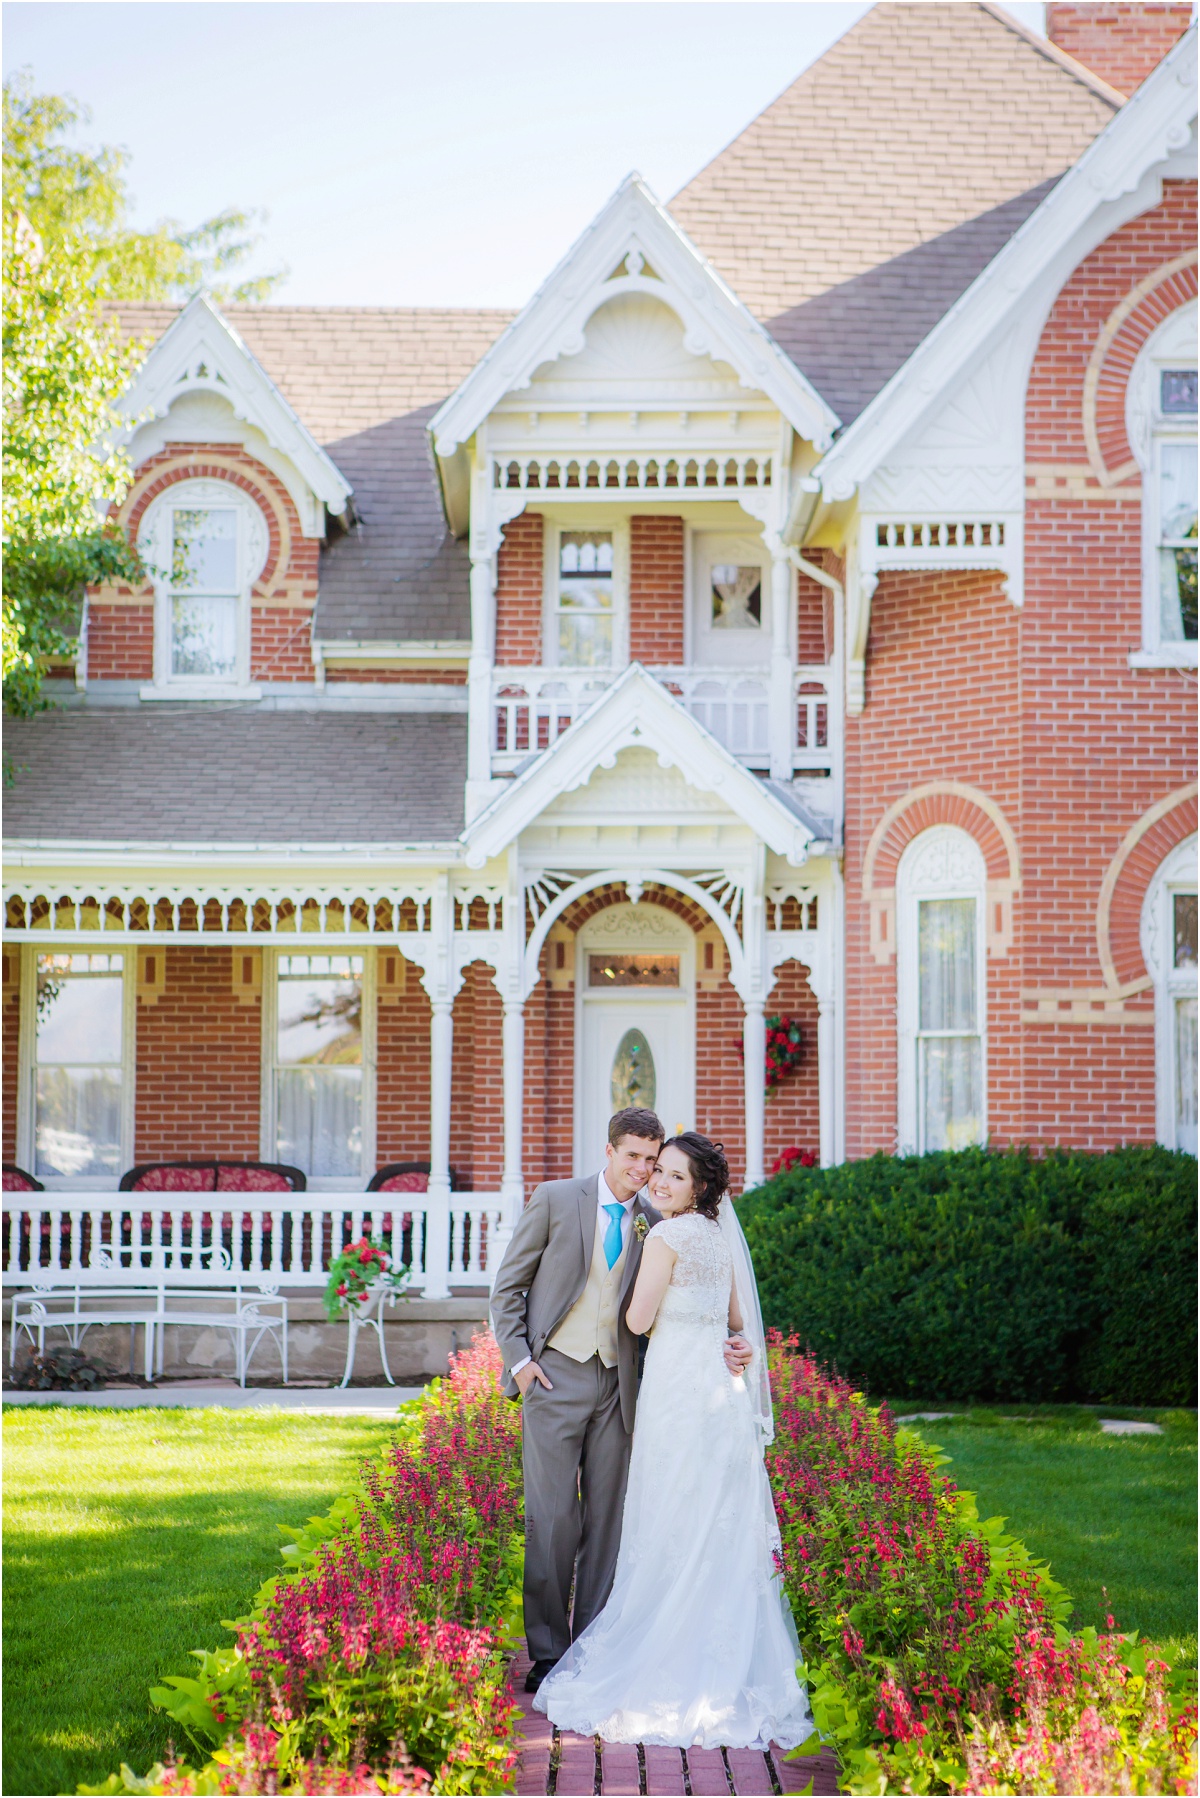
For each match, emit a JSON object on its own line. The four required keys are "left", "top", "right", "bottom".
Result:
{"left": 82, "top": 1334, "right": 523, "bottom": 1797}
{"left": 767, "top": 1334, "right": 1198, "bottom": 1795}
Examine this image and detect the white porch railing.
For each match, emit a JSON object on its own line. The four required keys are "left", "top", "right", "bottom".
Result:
{"left": 2, "top": 1196, "right": 505, "bottom": 1295}
{"left": 492, "top": 665, "right": 835, "bottom": 775}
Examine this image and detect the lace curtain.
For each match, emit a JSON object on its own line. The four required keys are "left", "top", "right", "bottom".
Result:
{"left": 276, "top": 1067, "right": 363, "bottom": 1177}
{"left": 918, "top": 898, "right": 983, "bottom": 1152}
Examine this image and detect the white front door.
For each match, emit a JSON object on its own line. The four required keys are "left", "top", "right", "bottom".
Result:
{"left": 574, "top": 904, "right": 695, "bottom": 1173}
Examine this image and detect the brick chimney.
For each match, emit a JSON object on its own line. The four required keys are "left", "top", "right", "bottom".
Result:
{"left": 1045, "top": 4, "right": 1192, "bottom": 97}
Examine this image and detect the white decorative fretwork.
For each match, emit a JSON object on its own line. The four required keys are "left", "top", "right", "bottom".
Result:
{"left": 491, "top": 453, "right": 772, "bottom": 495}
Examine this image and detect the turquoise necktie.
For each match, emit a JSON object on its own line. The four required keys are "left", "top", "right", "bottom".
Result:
{"left": 602, "top": 1202, "right": 626, "bottom": 1270}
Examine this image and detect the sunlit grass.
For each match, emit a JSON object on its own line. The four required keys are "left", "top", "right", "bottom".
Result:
{"left": 2, "top": 1405, "right": 401, "bottom": 1797}
{"left": 894, "top": 1403, "right": 1198, "bottom": 1665}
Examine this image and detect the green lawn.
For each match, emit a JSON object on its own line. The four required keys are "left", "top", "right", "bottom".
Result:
{"left": 893, "top": 1404, "right": 1198, "bottom": 1663}
{"left": 2, "top": 1405, "right": 400, "bottom": 1797}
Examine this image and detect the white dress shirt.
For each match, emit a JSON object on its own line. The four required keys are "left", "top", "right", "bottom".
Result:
{"left": 510, "top": 1170, "right": 639, "bottom": 1377}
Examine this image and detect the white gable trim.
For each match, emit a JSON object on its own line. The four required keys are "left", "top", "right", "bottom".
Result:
{"left": 814, "top": 28, "right": 1198, "bottom": 501}
{"left": 460, "top": 663, "right": 819, "bottom": 868}
{"left": 430, "top": 175, "right": 840, "bottom": 460}
{"left": 120, "top": 294, "right": 354, "bottom": 528}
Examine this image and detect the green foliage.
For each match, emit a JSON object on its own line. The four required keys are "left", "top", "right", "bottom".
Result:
{"left": 324, "top": 1235, "right": 412, "bottom": 1321}
{"left": 9, "top": 1344, "right": 109, "bottom": 1389}
{"left": 739, "top": 1145, "right": 1196, "bottom": 1405}
{"left": 4, "top": 73, "right": 281, "bottom": 305}
{"left": 2, "top": 72, "right": 282, "bottom": 721}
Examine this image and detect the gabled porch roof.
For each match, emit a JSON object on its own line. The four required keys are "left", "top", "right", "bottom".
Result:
{"left": 460, "top": 664, "right": 828, "bottom": 869}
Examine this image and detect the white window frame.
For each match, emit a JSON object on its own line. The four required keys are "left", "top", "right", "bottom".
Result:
{"left": 260, "top": 948, "right": 377, "bottom": 1191}
{"left": 16, "top": 944, "right": 136, "bottom": 1190}
{"left": 542, "top": 520, "right": 629, "bottom": 671}
{"left": 690, "top": 530, "right": 772, "bottom": 670}
{"left": 896, "top": 825, "right": 988, "bottom": 1155}
{"left": 1141, "top": 835, "right": 1198, "bottom": 1153}
{"left": 137, "top": 477, "right": 268, "bottom": 699}
{"left": 1126, "top": 300, "right": 1197, "bottom": 670}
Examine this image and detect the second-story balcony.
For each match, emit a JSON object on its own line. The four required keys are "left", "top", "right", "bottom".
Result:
{"left": 491, "top": 664, "right": 833, "bottom": 780}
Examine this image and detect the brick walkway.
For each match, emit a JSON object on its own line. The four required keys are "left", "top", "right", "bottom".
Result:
{"left": 512, "top": 1654, "right": 841, "bottom": 1797}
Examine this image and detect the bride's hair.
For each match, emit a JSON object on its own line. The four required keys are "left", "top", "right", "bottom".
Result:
{"left": 669, "top": 1132, "right": 729, "bottom": 1220}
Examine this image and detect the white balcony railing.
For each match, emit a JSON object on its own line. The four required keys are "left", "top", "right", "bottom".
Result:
{"left": 492, "top": 665, "right": 834, "bottom": 777}
{"left": 2, "top": 1196, "right": 504, "bottom": 1295}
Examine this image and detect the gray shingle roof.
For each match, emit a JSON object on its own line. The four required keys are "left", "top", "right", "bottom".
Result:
{"left": 764, "top": 179, "right": 1059, "bottom": 426}
{"left": 4, "top": 709, "right": 466, "bottom": 845}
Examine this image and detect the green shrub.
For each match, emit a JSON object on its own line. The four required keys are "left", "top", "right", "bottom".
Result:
{"left": 738, "top": 1144, "right": 1196, "bottom": 1405}
{"left": 1075, "top": 1145, "right": 1198, "bottom": 1406}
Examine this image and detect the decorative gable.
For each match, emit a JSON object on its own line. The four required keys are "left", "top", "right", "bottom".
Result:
{"left": 119, "top": 294, "right": 353, "bottom": 537}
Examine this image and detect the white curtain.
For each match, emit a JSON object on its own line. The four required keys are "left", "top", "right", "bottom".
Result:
{"left": 1176, "top": 996, "right": 1197, "bottom": 1155}
{"left": 277, "top": 1067, "right": 362, "bottom": 1177}
{"left": 918, "top": 898, "right": 983, "bottom": 1151}
{"left": 35, "top": 1067, "right": 122, "bottom": 1177}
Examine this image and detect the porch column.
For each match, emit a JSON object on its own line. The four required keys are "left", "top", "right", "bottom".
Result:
{"left": 423, "top": 997, "right": 454, "bottom": 1301}
{"left": 742, "top": 999, "right": 766, "bottom": 1192}
{"left": 466, "top": 553, "right": 495, "bottom": 799}
{"left": 500, "top": 998, "right": 525, "bottom": 1230}
{"left": 768, "top": 549, "right": 793, "bottom": 782}
{"left": 816, "top": 994, "right": 836, "bottom": 1168}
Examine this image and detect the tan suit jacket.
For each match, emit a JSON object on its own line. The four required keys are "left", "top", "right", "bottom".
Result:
{"left": 490, "top": 1172, "right": 661, "bottom": 1432}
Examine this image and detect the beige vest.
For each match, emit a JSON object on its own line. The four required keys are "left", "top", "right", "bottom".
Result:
{"left": 548, "top": 1202, "right": 630, "bottom": 1368}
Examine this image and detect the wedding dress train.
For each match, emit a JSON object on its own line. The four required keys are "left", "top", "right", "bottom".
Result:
{"left": 534, "top": 1209, "right": 813, "bottom": 1750}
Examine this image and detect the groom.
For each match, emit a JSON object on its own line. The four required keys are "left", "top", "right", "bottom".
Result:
{"left": 491, "top": 1105, "right": 752, "bottom": 1691}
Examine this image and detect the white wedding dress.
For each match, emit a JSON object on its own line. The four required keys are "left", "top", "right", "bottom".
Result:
{"left": 534, "top": 1209, "right": 813, "bottom": 1751}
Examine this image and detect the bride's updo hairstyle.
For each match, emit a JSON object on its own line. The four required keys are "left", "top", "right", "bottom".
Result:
{"left": 669, "top": 1132, "right": 729, "bottom": 1221}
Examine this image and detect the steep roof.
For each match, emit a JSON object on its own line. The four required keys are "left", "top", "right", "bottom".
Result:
{"left": 116, "top": 304, "right": 512, "bottom": 643}
{"left": 669, "top": 1, "right": 1120, "bottom": 423}
{"left": 3, "top": 709, "right": 467, "bottom": 846}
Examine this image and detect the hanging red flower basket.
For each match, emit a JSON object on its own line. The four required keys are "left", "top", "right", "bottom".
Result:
{"left": 734, "top": 1014, "right": 804, "bottom": 1096}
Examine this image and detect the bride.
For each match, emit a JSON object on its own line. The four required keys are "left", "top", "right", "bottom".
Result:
{"left": 534, "top": 1131, "right": 813, "bottom": 1751}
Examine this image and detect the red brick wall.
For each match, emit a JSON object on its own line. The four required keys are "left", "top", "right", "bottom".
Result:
{"left": 796, "top": 571, "right": 826, "bottom": 665}
{"left": 86, "top": 603, "right": 155, "bottom": 681}
{"left": 449, "top": 961, "right": 504, "bottom": 1189}
{"left": 697, "top": 976, "right": 748, "bottom": 1190}
{"left": 844, "top": 570, "right": 1021, "bottom": 1158}
{"left": 1018, "top": 182, "right": 1196, "bottom": 1148}
{"left": 89, "top": 443, "right": 319, "bottom": 681}
{"left": 1045, "top": 3, "right": 1190, "bottom": 95}
{"left": 763, "top": 962, "right": 821, "bottom": 1171}
{"left": 251, "top": 608, "right": 317, "bottom": 683}
{"left": 495, "top": 513, "right": 543, "bottom": 664}
{"left": 3, "top": 949, "right": 21, "bottom": 1164}
{"left": 842, "top": 184, "right": 1196, "bottom": 1158}
{"left": 376, "top": 956, "right": 431, "bottom": 1168}
{"left": 134, "top": 949, "right": 261, "bottom": 1160}
{"left": 629, "top": 516, "right": 685, "bottom": 664}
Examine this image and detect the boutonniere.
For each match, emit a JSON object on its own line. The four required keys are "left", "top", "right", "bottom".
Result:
{"left": 633, "top": 1215, "right": 650, "bottom": 1243}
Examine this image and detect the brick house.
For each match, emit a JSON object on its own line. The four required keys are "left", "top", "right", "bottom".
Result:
{"left": 4, "top": 4, "right": 1196, "bottom": 1281}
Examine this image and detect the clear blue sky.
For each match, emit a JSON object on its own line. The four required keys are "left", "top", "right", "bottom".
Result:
{"left": 4, "top": 1, "right": 1047, "bottom": 308}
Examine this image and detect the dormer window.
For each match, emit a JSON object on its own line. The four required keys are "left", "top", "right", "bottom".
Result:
{"left": 171, "top": 507, "right": 240, "bottom": 677}
{"left": 138, "top": 477, "right": 268, "bottom": 696}
{"left": 1127, "top": 303, "right": 1197, "bottom": 668}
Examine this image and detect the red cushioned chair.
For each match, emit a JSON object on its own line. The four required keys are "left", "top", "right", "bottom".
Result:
{"left": 119, "top": 1161, "right": 306, "bottom": 1193}
{"left": 3, "top": 1165, "right": 43, "bottom": 1192}
{"left": 366, "top": 1161, "right": 461, "bottom": 1193}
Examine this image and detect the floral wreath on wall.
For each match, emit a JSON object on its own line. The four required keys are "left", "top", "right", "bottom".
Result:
{"left": 735, "top": 1014, "right": 804, "bottom": 1095}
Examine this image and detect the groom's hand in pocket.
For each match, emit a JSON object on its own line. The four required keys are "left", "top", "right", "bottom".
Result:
{"left": 723, "top": 1334, "right": 753, "bottom": 1375}
{"left": 515, "top": 1360, "right": 554, "bottom": 1396}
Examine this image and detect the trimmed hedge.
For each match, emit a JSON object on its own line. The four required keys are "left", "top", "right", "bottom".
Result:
{"left": 738, "top": 1145, "right": 1196, "bottom": 1404}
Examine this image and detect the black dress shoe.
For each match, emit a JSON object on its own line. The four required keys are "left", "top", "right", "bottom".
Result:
{"left": 525, "top": 1658, "right": 558, "bottom": 1692}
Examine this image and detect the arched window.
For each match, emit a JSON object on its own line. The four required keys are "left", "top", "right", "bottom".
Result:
{"left": 1127, "top": 301, "right": 1197, "bottom": 667}
{"left": 1142, "top": 837, "right": 1198, "bottom": 1155}
{"left": 138, "top": 478, "right": 268, "bottom": 694}
{"left": 896, "top": 826, "right": 987, "bottom": 1155}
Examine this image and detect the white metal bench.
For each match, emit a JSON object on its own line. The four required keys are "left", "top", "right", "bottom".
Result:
{"left": 9, "top": 1280, "right": 287, "bottom": 1387}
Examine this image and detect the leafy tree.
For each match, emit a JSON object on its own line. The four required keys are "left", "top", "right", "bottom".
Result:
{"left": 2, "top": 73, "right": 283, "bottom": 724}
